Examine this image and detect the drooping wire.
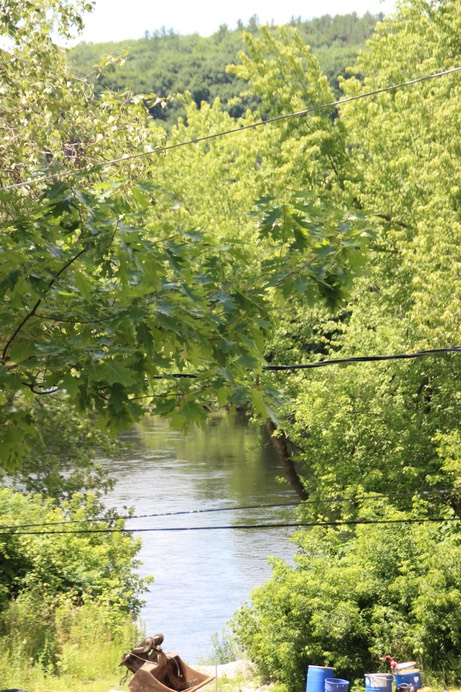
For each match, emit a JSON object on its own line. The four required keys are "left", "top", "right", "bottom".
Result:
{"left": 0, "top": 488, "right": 455, "bottom": 532}
{"left": 262, "top": 346, "right": 461, "bottom": 371}
{"left": 0, "top": 501, "right": 300, "bottom": 530}
{"left": 1, "top": 515, "right": 461, "bottom": 537}
{"left": 2, "top": 65, "right": 461, "bottom": 193}
{"left": 150, "top": 346, "right": 461, "bottom": 381}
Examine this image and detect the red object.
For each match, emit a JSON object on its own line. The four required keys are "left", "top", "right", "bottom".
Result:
{"left": 384, "top": 656, "right": 398, "bottom": 669}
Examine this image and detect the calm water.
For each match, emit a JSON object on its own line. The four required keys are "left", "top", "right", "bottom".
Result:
{"left": 101, "top": 413, "right": 298, "bottom": 663}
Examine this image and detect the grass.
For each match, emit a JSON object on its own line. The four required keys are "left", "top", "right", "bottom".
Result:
{"left": 0, "top": 599, "right": 140, "bottom": 691}
{"left": 0, "top": 650, "right": 132, "bottom": 691}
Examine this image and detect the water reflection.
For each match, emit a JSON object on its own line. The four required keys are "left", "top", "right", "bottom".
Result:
{"left": 101, "top": 413, "right": 298, "bottom": 662}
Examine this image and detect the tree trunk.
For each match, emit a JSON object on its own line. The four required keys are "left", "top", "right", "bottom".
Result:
{"left": 266, "top": 420, "right": 309, "bottom": 501}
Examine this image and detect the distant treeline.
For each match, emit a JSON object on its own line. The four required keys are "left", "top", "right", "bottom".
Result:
{"left": 69, "top": 13, "right": 383, "bottom": 122}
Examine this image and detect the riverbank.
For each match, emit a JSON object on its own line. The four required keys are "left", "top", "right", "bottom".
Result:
{"left": 197, "top": 660, "right": 272, "bottom": 692}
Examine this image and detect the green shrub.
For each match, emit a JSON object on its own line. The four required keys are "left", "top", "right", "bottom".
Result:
{"left": 207, "top": 627, "right": 243, "bottom": 664}
{"left": 232, "top": 510, "right": 461, "bottom": 691}
{"left": 0, "top": 487, "right": 149, "bottom": 685}
{"left": 0, "top": 597, "right": 141, "bottom": 689}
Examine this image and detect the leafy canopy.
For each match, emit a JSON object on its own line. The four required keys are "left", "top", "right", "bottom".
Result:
{"left": 0, "top": 3, "right": 371, "bottom": 469}
{"left": 231, "top": 1, "right": 461, "bottom": 687}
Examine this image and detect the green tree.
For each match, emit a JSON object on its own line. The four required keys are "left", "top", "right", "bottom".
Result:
{"left": 0, "top": 5, "right": 370, "bottom": 470}
{"left": 233, "top": 505, "right": 461, "bottom": 690}
{"left": 231, "top": 1, "right": 461, "bottom": 686}
{"left": 0, "top": 488, "right": 147, "bottom": 616}
{"left": 280, "top": 0, "right": 461, "bottom": 513}
{"left": 0, "top": 487, "right": 148, "bottom": 669}
{"left": 0, "top": 395, "right": 117, "bottom": 501}
{"left": 68, "top": 13, "right": 382, "bottom": 122}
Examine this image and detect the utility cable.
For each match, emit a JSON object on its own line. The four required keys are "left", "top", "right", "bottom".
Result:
{"left": 0, "top": 502, "right": 299, "bottom": 530}
{"left": 147, "top": 346, "right": 461, "bottom": 381}
{"left": 1, "top": 515, "right": 461, "bottom": 537}
{"left": 262, "top": 346, "right": 461, "bottom": 371}
{"left": 0, "top": 489, "right": 454, "bottom": 531}
{"left": 2, "top": 65, "right": 461, "bottom": 193}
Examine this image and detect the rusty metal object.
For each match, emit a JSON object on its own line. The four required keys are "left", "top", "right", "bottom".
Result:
{"left": 120, "top": 634, "right": 168, "bottom": 674}
{"left": 120, "top": 634, "right": 214, "bottom": 692}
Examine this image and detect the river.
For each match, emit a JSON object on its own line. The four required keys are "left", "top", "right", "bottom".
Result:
{"left": 101, "top": 413, "right": 298, "bottom": 663}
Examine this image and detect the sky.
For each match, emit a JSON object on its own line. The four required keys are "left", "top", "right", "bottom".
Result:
{"left": 76, "top": 0, "right": 397, "bottom": 44}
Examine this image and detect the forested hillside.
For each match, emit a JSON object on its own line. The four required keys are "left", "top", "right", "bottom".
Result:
{"left": 69, "top": 12, "right": 382, "bottom": 122}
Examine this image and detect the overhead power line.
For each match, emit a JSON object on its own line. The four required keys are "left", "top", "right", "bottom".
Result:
{"left": 0, "top": 488, "right": 453, "bottom": 532}
{"left": 1, "top": 515, "right": 461, "bottom": 537}
{"left": 262, "top": 346, "right": 461, "bottom": 371}
{"left": 2, "top": 65, "right": 461, "bottom": 193}
{"left": 0, "top": 502, "right": 299, "bottom": 530}
{"left": 148, "top": 346, "right": 461, "bottom": 381}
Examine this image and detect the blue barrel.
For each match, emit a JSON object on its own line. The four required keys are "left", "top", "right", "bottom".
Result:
{"left": 306, "top": 666, "right": 335, "bottom": 692}
{"left": 325, "top": 678, "right": 349, "bottom": 692}
{"left": 365, "top": 674, "right": 393, "bottom": 692}
{"left": 394, "top": 669, "right": 422, "bottom": 690}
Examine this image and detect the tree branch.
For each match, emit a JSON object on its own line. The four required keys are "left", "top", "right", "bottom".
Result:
{"left": 34, "top": 311, "right": 114, "bottom": 324}
{"left": 22, "top": 381, "right": 59, "bottom": 395}
{"left": 374, "top": 213, "right": 412, "bottom": 230}
{"left": 266, "top": 420, "right": 309, "bottom": 500}
{"left": 2, "top": 247, "right": 87, "bottom": 365}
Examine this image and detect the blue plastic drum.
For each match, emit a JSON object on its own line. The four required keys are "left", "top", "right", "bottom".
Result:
{"left": 394, "top": 670, "right": 422, "bottom": 690}
{"left": 306, "top": 666, "right": 335, "bottom": 692}
{"left": 325, "top": 678, "right": 350, "bottom": 692}
{"left": 365, "top": 674, "right": 393, "bottom": 692}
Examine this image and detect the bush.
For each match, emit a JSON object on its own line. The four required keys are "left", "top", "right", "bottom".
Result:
{"left": 0, "top": 487, "right": 150, "bottom": 677}
{"left": 207, "top": 627, "right": 243, "bottom": 664}
{"left": 232, "top": 507, "right": 461, "bottom": 691}
{"left": 0, "top": 597, "right": 141, "bottom": 689}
